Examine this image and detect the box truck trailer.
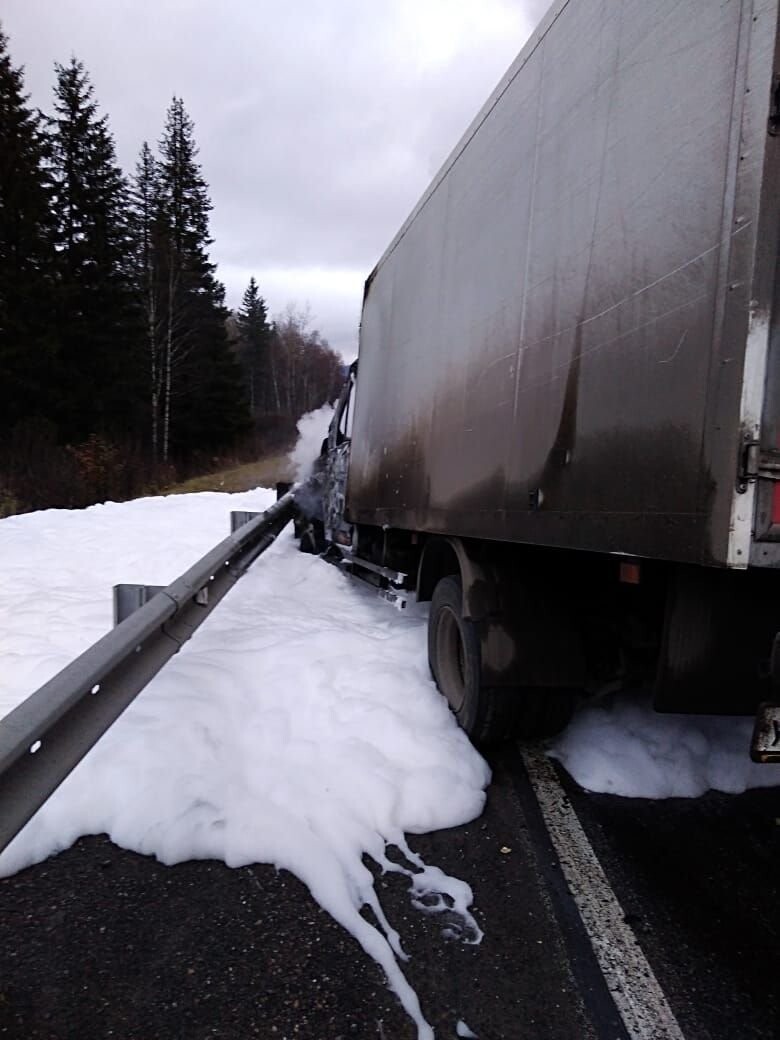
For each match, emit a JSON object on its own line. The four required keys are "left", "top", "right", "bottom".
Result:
{"left": 310, "top": 0, "right": 780, "bottom": 758}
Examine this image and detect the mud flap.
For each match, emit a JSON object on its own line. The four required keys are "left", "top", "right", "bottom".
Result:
{"left": 751, "top": 704, "right": 780, "bottom": 762}
{"left": 655, "top": 566, "right": 778, "bottom": 714}
{"left": 750, "top": 632, "right": 780, "bottom": 762}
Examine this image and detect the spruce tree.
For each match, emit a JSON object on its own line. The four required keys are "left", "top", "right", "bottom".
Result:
{"left": 130, "top": 141, "right": 164, "bottom": 459}
{"left": 49, "top": 57, "right": 143, "bottom": 443}
{"left": 236, "top": 276, "right": 272, "bottom": 415}
{"left": 0, "top": 27, "right": 57, "bottom": 433}
{"left": 154, "top": 97, "right": 248, "bottom": 458}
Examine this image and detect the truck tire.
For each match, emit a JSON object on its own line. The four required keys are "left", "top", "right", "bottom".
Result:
{"left": 428, "top": 575, "right": 575, "bottom": 744}
{"left": 428, "top": 575, "right": 514, "bottom": 745}
{"left": 299, "top": 518, "right": 326, "bottom": 555}
{"left": 512, "top": 686, "right": 575, "bottom": 740}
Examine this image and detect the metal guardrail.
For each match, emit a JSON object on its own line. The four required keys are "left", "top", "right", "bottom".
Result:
{"left": 0, "top": 490, "right": 297, "bottom": 856}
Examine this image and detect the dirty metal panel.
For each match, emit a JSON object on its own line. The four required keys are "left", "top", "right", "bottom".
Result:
{"left": 747, "top": 5, "right": 780, "bottom": 564}
{"left": 717, "top": 0, "right": 780, "bottom": 568}
{"left": 348, "top": 0, "right": 780, "bottom": 567}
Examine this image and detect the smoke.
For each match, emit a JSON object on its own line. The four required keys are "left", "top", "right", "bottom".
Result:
{"left": 290, "top": 404, "right": 335, "bottom": 482}
{"left": 289, "top": 405, "right": 335, "bottom": 523}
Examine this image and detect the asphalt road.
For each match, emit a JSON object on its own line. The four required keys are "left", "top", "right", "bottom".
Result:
{"left": 1, "top": 747, "right": 778, "bottom": 1040}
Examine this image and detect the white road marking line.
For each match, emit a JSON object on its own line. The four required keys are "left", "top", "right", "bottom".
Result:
{"left": 521, "top": 746, "right": 686, "bottom": 1040}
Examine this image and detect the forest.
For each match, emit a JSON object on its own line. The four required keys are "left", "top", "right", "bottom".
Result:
{"left": 0, "top": 26, "right": 344, "bottom": 515}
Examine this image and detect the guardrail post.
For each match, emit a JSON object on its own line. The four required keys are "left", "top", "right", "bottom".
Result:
{"left": 113, "top": 585, "right": 166, "bottom": 626}
{"left": 230, "top": 511, "right": 261, "bottom": 533}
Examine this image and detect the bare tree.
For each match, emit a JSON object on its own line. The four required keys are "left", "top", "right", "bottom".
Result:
{"left": 270, "top": 305, "right": 343, "bottom": 419}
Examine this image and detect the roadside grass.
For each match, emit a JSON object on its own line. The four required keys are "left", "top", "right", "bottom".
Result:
{"left": 162, "top": 453, "right": 295, "bottom": 496}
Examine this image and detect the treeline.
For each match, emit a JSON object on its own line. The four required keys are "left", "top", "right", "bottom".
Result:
{"left": 0, "top": 27, "right": 343, "bottom": 515}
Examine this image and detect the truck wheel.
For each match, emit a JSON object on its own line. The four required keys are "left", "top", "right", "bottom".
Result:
{"left": 428, "top": 575, "right": 575, "bottom": 744}
{"left": 513, "top": 687, "right": 575, "bottom": 739}
{"left": 299, "top": 518, "right": 326, "bottom": 555}
{"left": 428, "top": 575, "right": 514, "bottom": 745}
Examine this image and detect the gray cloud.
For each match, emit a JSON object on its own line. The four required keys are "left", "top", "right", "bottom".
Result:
{"left": 2, "top": 0, "right": 543, "bottom": 359}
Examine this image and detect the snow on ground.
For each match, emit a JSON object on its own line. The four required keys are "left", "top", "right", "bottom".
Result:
{"left": 0, "top": 488, "right": 488, "bottom": 1039}
{"left": 456, "top": 1020, "right": 479, "bottom": 1038}
{"left": 550, "top": 692, "right": 780, "bottom": 798}
{"left": 1, "top": 476, "right": 779, "bottom": 1032}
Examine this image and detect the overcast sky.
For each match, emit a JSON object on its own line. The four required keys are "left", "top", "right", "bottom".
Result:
{"left": 2, "top": 0, "right": 549, "bottom": 360}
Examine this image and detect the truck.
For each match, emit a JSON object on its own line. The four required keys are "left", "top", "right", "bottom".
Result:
{"left": 309, "top": 0, "right": 780, "bottom": 757}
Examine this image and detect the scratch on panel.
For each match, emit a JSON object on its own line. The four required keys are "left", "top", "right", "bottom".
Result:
{"left": 657, "top": 329, "right": 688, "bottom": 365}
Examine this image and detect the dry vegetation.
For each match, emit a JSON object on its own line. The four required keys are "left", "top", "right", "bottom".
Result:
{"left": 162, "top": 452, "right": 294, "bottom": 496}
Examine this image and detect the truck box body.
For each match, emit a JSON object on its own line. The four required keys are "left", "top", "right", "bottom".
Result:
{"left": 347, "top": 0, "right": 780, "bottom": 569}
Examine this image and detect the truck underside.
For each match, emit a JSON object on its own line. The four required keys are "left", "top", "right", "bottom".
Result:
{"left": 324, "top": 517, "right": 779, "bottom": 745}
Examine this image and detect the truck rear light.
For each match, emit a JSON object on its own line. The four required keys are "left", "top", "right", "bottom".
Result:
{"left": 772, "top": 482, "right": 780, "bottom": 526}
{"left": 619, "top": 561, "right": 641, "bottom": 585}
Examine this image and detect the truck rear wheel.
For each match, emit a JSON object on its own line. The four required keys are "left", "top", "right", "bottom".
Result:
{"left": 428, "top": 575, "right": 514, "bottom": 745}
{"left": 428, "top": 574, "right": 575, "bottom": 745}
{"left": 512, "top": 686, "right": 575, "bottom": 740}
